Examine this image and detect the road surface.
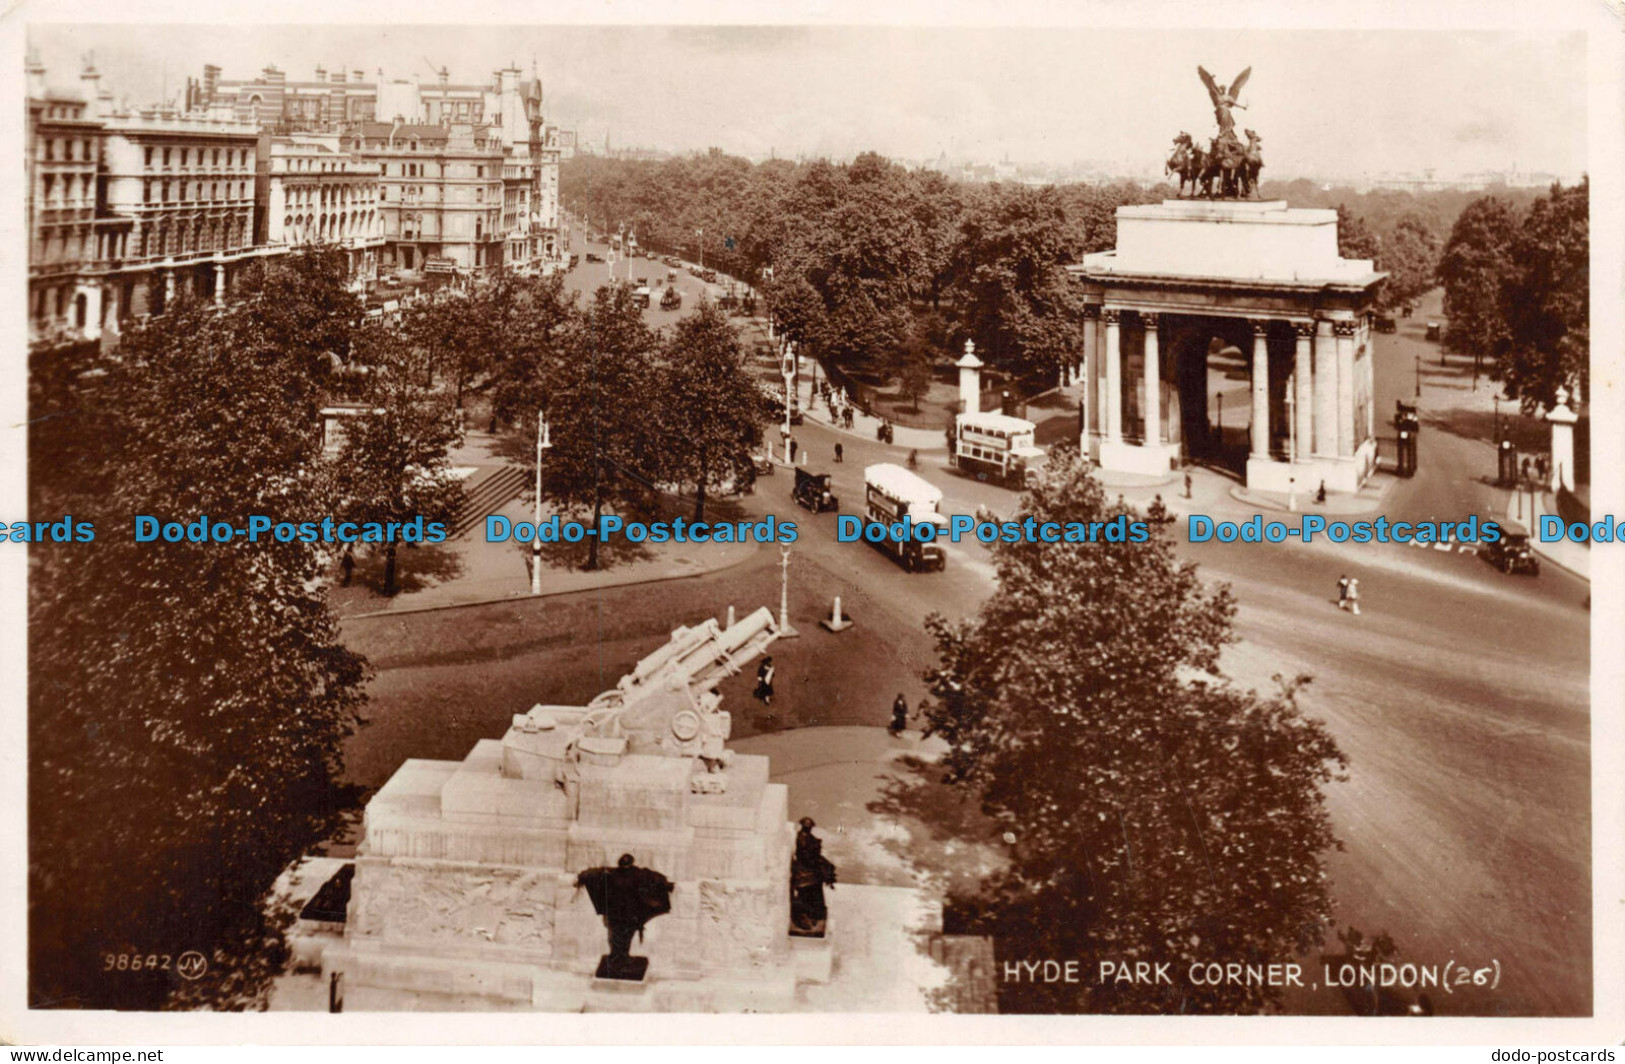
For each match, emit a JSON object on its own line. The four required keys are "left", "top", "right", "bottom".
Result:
{"left": 532, "top": 257, "right": 1593, "bottom": 1015}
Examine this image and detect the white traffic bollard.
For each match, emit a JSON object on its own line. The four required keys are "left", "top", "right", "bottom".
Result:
{"left": 821, "top": 595, "right": 854, "bottom": 633}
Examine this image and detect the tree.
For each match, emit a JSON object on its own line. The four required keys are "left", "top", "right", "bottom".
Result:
{"left": 232, "top": 243, "right": 365, "bottom": 396}
{"left": 1497, "top": 178, "right": 1588, "bottom": 412}
{"left": 1437, "top": 196, "right": 1520, "bottom": 387}
{"left": 29, "top": 295, "right": 368, "bottom": 1010}
{"left": 952, "top": 184, "right": 1088, "bottom": 380}
{"left": 485, "top": 272, "right": 578, "bottom": 427}
{"left": 1335, "top": 204, "right": 1381, "bottom": 263}
{"left": 1377, "top": 212, "right": 1442, "bottom": 312}
{"left": 542, "top": 284, "right": 662, "bottom": 571}
{"left": 655, "top": 301, "right": 769, "bottom": 520}
{"left": 898, "top": 354, "right": 934, "bottom": 414}
{"left": 401, "top": 287, "right": 486, "bottom": 412}
{"left": 922, "top": 448, "right": 1347, "bottom": 1014}
{"left": 335, "top": 323, "right": 467, "bottom": 595}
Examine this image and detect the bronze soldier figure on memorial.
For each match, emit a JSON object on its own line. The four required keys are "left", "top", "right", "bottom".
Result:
{"left": 575, "top": 853, "right": 676, "bottom": 981}
{"left": 789, "top": 818, "right": 838, "bottom": 937}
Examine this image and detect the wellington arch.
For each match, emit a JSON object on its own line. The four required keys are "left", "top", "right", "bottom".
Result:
{"left": 1068, "top": 199, "right": 1386, "bottom": 495}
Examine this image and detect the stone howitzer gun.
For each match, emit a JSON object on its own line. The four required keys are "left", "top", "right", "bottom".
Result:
{"left": 578, "top": 605, "right": 779, "bottom": 761}
{"left": 501, "top": 607, "right": 780, "bottom": 791}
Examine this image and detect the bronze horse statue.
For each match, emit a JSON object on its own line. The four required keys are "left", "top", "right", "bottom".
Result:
{"left": 1200, "top": 131, "right": 1250, "bottom": 198}
{"left": 1166, "top": 132, "right": 1206, "bottom": 198}
{"left": 1241, "top": 129, "right": 1264, "bottom": 197}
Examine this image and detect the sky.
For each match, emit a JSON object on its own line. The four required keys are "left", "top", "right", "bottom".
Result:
{"left": 27, "top": 22, "right": 1589, "bottom": 181}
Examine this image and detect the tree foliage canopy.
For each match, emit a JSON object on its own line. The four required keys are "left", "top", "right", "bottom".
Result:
{"left": 30, "top": 291, "right": 369, "bottom": 1010}
{"left": 922, "top": 449, "right": 1346, "bottom": 1013}
{"left": 653, "top": 300, "right": 769, "bottom": 519}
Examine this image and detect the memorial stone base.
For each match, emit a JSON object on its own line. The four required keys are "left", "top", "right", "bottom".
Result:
{"left": 316, "top": 610, "right": 809, "bottom": 1012}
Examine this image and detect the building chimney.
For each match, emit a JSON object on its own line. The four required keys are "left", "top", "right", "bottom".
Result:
{"left": 438, "top": 66, "right": 449, "bottom": 88}
{"left": 316, "top": 64, "right": 326, "bottom": 81}
{"left": 332, "top": 70, "right": 346, "bottom": 84}
{"left": 203, "top": 64, "right": 221, "bottom": 103}
{"left": 25, "top": 49, "right": 46, "bottom": 98}
{"left": 354, "top": 69, "right": 365, "bottom": 83}
{"left": 80, "top": 59, "right": 107, "bottom": 117}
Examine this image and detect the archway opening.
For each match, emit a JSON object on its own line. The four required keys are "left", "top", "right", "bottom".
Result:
{"left": 1169, "top": 314, "right": 1256, "bottom": 478}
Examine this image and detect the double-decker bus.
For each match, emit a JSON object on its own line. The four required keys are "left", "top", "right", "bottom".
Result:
{"left": 953, "top": 412, "right": 1046, "bottom": 488}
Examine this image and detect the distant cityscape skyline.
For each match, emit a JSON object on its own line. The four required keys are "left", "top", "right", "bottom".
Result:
{"left": 29, "top": 24, "right": 1588, "bottom": 185}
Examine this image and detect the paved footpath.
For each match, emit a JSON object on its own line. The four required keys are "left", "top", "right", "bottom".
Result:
{"left": 332, "top": 429, "right": 761, "bottom": 618}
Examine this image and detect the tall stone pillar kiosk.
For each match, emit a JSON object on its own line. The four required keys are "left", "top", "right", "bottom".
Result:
{"left": 956, "top": 340, "right": 984, "bottom": 416}
{"left": 1548, "top": 388, "right": 1578, "bottom": 493}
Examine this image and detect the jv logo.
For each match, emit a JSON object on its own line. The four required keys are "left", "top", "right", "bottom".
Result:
{"left": 176, "top": 951, "right": 208, "bottom": 981}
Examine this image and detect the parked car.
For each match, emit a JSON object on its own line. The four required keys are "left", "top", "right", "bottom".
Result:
{"left": 586, "top": 252, "right": 604, "bottom": 264}
{"left": 1483, "top": 532, "right": 1540, "bottom": 575}
{"left": 1374, "top": 314, "right": 1397, "bottom": 333}
{"left": 1426, "top": 320, "right": 1442, "bottom": 342}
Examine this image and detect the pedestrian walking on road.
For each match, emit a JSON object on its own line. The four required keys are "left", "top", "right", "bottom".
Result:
{"left": 1336, "top": 574, "right": 1349, "bottom": 610}
{"left": 907, "top": 449, "right": 919, "bottom": 470}
{"left": 789, "top": 437, "right": 799, "bottom": 464}
{"left": 1184, "top": 471, "right": 1193, "bottom": 499}
{"left": 754, "top": 657, "right": 776, "bottom": 706}
{"left": 890, "top": 693, "right": 909, "bottom": 736}
{"left": 339, "top": 547, "right": 355, "bottom": 588}
{"left": 1346, "top": 578, "right": 1361, "bottom": 616}
{"left": 1316, "top": 480, "right": 1327, "bottom": 505}
{"left": 834, "top": 442, "right": 844, "bottom": 463}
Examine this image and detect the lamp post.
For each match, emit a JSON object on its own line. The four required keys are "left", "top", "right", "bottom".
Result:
{"left": 531, "top": 408, "right": 552, "bottom": 595}
{"left": 782, "top": 340, "right": 796, "bottom": 464}
{"left": 777, "top": 544, "right": 799, "bottom": 638}
{"left": 1415, "top": 350, "right": 1421, "bottom": 400}
{"left": 1286, "top": 383, "right": 1298, "bottom": 513}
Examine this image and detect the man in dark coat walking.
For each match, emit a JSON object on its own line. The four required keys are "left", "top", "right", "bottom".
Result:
{"left": 889, "top": 693, "right": 909, "bottom": 735}
{"left": 754, "top": 656, "right": 776, "bottom": 706}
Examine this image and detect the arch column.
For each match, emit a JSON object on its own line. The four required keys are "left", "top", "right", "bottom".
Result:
{"left": 1313, "top": 319, "right": 1336, "bottom": 457}
{"left": 1334, "top": 320, "right": 1357, "bottom": 457}
{"left": 1249, "top": 318, "right": 1271, "bottom": 460}
{"left": 1293, "top": 321, "right": 1314, "bottom": 458}
{"left": 1142, "top": 312, "right": 1162, "bottom": 445}
{"left": 1103, "top": 308, "right": 1123, "bottom": 443}
{"left": 1081, "top": 305, "right": 1100, "bottom": 451}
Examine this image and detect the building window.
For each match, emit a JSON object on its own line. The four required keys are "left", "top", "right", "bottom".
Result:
{"left": 143, "top": 180, "right": 151, "bottom": 203}
{"left": 163, "top": 147, "right": 171, "bottom": 167}
{"left": 161, "top": 181, "right": 170, "bottom": 202}
{"left": 145, "top": 146, "right": 153, "bottom": 167}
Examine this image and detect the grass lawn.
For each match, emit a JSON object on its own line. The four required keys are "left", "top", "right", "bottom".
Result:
{"left": 338, "top": 548, "right": 941, "bottom": 792}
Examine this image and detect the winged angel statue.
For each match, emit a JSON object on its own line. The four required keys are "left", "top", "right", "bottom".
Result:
{"left": 1199, "top": 65, "right": 1250, "bottom": 137}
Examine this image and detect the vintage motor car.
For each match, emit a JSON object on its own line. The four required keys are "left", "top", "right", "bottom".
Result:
{"left": 1483, "top": 532, "right": 1541, "bottom": 575}
{"left": 660, "top": 286, "right": 682, "bottom": 311}
{"left": 792, "top": 468, "right": 840, "bottom": 513}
